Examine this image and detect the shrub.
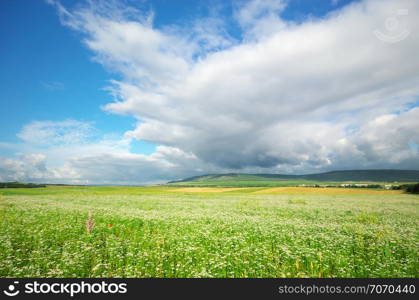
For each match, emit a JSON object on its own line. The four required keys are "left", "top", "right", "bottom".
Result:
{"left": 402, "top": 183, "right": 419, "bottom": 194}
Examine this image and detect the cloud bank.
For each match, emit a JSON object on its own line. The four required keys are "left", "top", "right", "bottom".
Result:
{"left": 1, "top": 0, "right": 419, "bottom": 184}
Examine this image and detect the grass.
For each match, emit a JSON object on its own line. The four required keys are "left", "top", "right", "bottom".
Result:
{"left": 168, "top": 179, "right": 415, "bottom": 188}
{"left": 253, "top": 187, "right": 403, "bottom": 194}
{"left": 168, "top": 179, "right": 334, "bottom": 187}
{"left": 0, "top": 186, "right": 418, "bottom": 278}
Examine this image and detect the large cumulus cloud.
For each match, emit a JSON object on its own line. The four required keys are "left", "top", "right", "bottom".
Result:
{"left": 72, "top": 0, "right": 419, "bottom": 169}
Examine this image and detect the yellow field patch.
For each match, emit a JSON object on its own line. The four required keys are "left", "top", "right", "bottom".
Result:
{"left": 171, "top": 187, "right": 250, "bottom": 193}
{"left": 254, "top": 187, "right": 403, "bottom": 194}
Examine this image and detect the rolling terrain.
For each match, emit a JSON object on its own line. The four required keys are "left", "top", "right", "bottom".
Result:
{"left": 168, "top": 170, "right": 419, "bottom": 187}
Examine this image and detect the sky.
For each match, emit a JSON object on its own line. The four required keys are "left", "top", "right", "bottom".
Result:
{"left": 0, "top": 0, "right": 418, "bottom": 184}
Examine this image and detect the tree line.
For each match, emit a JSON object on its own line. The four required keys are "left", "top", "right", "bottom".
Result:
{"left": 0, "top": 182, "right": 46, "bottom": 188}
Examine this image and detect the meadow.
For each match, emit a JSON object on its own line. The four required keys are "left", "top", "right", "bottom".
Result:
{"left": 0, "top": 185, "right": 418, "bottom": 278}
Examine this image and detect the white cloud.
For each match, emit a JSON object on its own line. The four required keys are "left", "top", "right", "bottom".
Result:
{"left": 233, "top": 0, "right": 287, "bottom": 40}
{"left": 0, "top": 154, "right": 50, "bottom": 182}
{"left": 17, "top": 120, "right": 95, "bottom": 146}
{"left": 0, "top": 120, "right": 218, "bottom": 184}
{"left": 64, "top": 146, "right": 213, "bottom": 185}
{"left": 1, "top": 0, "right": 418, "bottom": 184}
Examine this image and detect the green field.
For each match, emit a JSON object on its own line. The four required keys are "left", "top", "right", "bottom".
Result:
{"left": 0, "top": 185, "right": 418, "bottom": 277}
{"left": 168, "top": 179, "right": 389, "bottom": 187}
{"left": 168, "top": 171, "right": 419, "bottom": 187}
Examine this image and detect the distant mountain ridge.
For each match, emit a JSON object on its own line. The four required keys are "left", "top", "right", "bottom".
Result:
{"left": 171, "top": 169, "right": 419, "bottom": 184}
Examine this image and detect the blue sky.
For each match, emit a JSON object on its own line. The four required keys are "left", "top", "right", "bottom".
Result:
{"left": 0, "top": 0, "right": 356, "bottom": 146}
{"left": 0, "top": 0, "right": 418, "bottom": 184}
{"left": 0, "top": 0, "right": 156, "bottom": 154}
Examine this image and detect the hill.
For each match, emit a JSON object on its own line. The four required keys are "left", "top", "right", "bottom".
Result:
{"left": 168, "top": 169, "right": 419, "bottom": 187}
